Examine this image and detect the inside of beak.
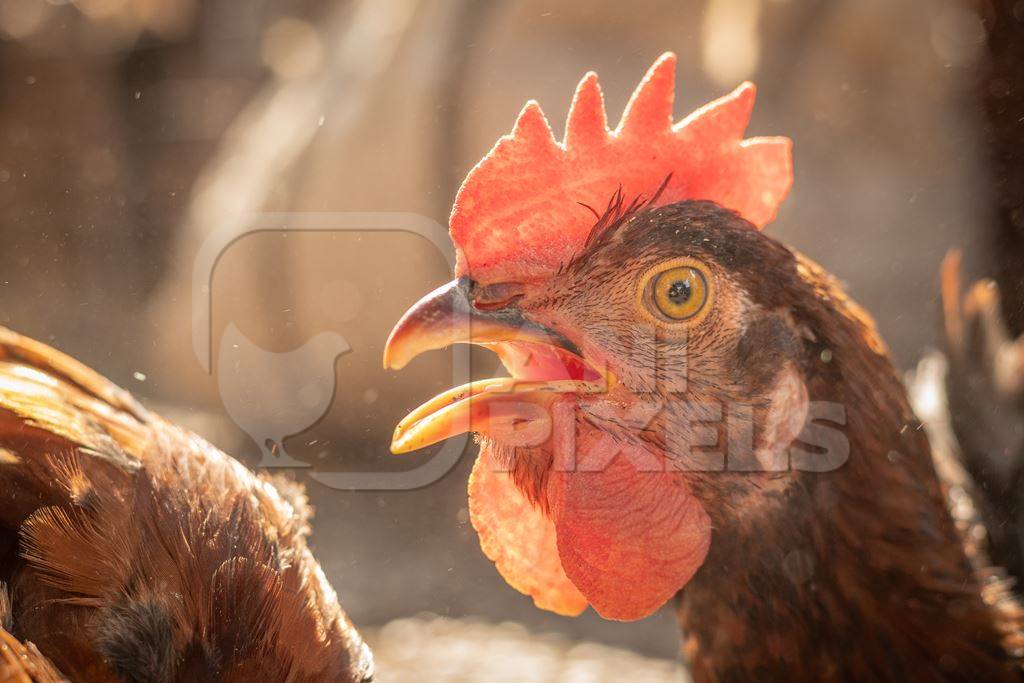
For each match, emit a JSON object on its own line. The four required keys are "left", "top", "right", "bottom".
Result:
{"left": 383, "top": 278, "right": 613, "bottom": 454}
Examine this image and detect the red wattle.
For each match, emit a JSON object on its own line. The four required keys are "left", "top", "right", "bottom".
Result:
{"left": 548, "top": 437, "right": 711, "bottom": 621}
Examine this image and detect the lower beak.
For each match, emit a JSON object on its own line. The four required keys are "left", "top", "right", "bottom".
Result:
{"left": 383, "top": 278, "right": 611, "bottom": 453}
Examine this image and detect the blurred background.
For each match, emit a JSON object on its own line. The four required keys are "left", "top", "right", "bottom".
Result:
{"left": 0, "top": 0, "right": 1021, "bottom": 679}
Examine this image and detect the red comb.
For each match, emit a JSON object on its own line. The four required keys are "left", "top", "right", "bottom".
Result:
{"left": 450, "top": 52, "right": 793, "bottom": 283}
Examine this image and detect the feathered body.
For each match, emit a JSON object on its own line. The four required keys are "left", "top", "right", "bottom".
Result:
{"left": 0, "top": 329, "right": 372, "bottom": 682}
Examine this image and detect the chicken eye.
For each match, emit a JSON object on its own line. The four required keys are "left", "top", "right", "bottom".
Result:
{"left": 639, "top": 260, "right": 712, "bottom": 323}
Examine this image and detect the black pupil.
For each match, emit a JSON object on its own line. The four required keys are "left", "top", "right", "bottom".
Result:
{"left": 667, "top": 279, "right": 692, "bottom": 305}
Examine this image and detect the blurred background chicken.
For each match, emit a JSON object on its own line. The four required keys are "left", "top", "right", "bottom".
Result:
{"left": 0, "top": 328, "right": 373, "bottom": 681}
{"left": 0, "top": 0, "right": 1022, "bottom": 679}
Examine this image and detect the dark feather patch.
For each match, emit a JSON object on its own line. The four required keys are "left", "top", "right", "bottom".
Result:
{"left": 95, "top": 601, "right": 177, "bottom": 683}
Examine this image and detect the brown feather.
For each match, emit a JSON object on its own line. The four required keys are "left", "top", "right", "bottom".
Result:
{"left": 0, "top": 584, "right": 64, "bottom": 683}
{"left": 0, "top": 328, "right": 373, "bottom": 682}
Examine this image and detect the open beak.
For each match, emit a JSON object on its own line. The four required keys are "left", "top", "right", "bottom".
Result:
{"left": 383, "top": 278, "right": 612, "bottom": 453}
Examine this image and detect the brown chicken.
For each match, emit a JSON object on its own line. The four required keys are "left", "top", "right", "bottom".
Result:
{"left": 0, "top": 329, "right": 373, "bottom": 681}
{"left": 384, "top": 53, "right": 1024, "bottom": 679}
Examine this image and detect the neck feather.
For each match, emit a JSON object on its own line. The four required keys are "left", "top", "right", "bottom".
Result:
{"left": 676, "top": 261, "right": 1023, "bottom": 681}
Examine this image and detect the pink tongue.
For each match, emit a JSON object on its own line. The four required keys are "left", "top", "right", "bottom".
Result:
{"left": 548, "top": 437, "right": 711, "bottom": 621}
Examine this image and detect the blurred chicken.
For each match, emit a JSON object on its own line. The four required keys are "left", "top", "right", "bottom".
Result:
{"left": 0, "top": 328, "right": 373, "bottom": 681}
{"left": 939, "top": 252, "right": 1024, "bottom": 586}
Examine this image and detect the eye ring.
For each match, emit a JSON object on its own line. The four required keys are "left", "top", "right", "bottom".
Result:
{"left": 636, "top": 258, "right": 713, "bottom": 325}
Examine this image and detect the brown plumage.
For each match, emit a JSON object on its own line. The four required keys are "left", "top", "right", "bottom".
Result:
{"left": 654, "top": 212, "right": 1024, "bottom": 680}
{"left": 386, "top": 200, "right": 1024, "bottom": 680}
{"left": 0, "top": 584, "right": 63, "bottom": 683}
{"left": 0, "top": 328, "right": 373, "bottom": 682}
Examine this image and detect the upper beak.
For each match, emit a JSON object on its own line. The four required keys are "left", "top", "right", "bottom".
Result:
{"left": 383, "top": 278, "right": 610, "bottom": 453}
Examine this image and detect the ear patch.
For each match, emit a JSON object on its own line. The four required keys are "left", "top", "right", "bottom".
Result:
{"left": 756, "top": 364, "right": 809, "bottom": 471}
